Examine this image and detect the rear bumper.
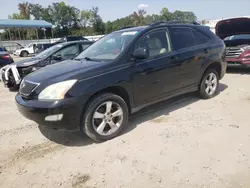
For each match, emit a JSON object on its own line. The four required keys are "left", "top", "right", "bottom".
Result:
{"left": 15, "top": 94, "right": 85, "bottom": 131}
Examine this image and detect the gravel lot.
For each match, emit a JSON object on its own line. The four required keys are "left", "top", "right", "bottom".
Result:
{"left": 1, "top": 57, "right": 250, "bottom": 188}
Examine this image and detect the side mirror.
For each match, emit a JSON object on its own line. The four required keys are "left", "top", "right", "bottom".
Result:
{"left": 132, "top": 48, "right": 149, "bottom": 60}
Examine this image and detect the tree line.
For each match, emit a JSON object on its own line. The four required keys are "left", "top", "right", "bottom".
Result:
{"left": 0, "top": 2, "right": 197, "bottom": 40}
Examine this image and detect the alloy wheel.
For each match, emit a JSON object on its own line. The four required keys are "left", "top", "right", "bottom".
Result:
{"left": 92, "top": 101, "right": 124, "bottom": 136}
{"left": 205, "top": 72, "right": 217, "bottom": 95}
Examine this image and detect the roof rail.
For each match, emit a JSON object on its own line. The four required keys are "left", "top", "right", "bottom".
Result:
{"left": 150, "top": 20, "right": 200, "bottom": 27}
{"left": 119, "top": 26, "right": 136, "bottom": 30}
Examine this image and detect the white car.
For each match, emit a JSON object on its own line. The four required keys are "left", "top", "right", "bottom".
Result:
{"left": 13, "top": 43, "right": 44, "bottom": 57}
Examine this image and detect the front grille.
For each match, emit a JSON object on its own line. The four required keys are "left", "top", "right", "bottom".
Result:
{"left": 19, "top": 80, "right": 39, "bottom": 96}
{"left": 226, "top": 47, "right": 243, "bottom": 58}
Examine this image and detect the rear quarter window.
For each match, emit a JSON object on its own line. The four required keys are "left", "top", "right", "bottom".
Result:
{"left": 192, "top": 28, "right": 210, "bottom": 45}
{"left": 170, "top": 27, "right": 195, "bottom": 50}
{"left": 196, "top": 26, "right": 217, "bottom": 39}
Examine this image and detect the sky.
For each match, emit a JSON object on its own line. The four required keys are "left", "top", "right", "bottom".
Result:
{"left": 0, "top": 0, "right": 249, "bottom": 21}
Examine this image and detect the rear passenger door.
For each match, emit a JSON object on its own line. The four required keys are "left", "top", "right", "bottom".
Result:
{"left": 169, "top": 27, "right": 209, "bottom": 88}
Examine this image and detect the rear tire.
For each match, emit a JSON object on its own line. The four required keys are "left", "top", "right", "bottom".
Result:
{"left": 20, "top": 51, "right": 28, "bottom": 57}
{"left": 81, "top": 93, "right": 129, "bottom": 142}
{"left": 199, "top": 68, "right": 219, "bottom": 99}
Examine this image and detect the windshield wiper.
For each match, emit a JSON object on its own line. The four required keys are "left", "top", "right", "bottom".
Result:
{"left": 84, "top": 57, "right": 95, "bottom": 61}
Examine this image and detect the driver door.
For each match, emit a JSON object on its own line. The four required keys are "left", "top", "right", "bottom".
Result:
{"left": 132, "top": 29, "right": 181, "bottom": 105}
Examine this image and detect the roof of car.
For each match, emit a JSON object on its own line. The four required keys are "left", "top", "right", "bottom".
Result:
{"left": 115, "top": 21, "right": 202, "bottom": 33}
{"left": 115, "top": 26, "right": 148, "bottom": 32}
{"left": 54, "top": 40, "right": 94, "bottom": 46}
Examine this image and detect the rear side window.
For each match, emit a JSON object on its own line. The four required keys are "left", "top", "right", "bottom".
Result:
{"left": 170, "top": 27, "right": 195, "bottom": 50}
{"left": 192, "top": 29, "right": 209, "bottom": 45}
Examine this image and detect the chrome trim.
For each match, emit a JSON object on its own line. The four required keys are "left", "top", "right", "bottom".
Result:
{"left": 225, "top": 47, "right": 243, "bottom": 58}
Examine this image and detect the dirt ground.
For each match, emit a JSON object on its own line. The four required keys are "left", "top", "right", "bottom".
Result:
{"left": 0, "top": 64, "right": 250, "bottom": 188}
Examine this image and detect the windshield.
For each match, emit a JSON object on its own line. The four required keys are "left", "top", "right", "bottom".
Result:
{"left": 224, "top": 34, "right": 250, "bottom": 41}
{"left": 76, "top": 30, "right": 139, "bottom": 60}
{"left": 35, "top": 44, "right": 64, "bottom": 58}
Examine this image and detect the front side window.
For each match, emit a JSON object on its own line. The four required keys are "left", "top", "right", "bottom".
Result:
{"left": 36, "top": 44, "right": 64, "bottom": 58}
{"left": 76, "top": 30, "right": 139, "bottom": 60}
{"left": 171, "top": 27, "right": 195, "bottom": 50}
{"left": 54, "top": 44, "right": 79, "bottom": 59}
{"left": 134, "top": 30, "right": 172, "bottom": 58}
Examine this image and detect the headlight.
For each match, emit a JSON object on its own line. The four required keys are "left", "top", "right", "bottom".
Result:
{"left": 38, "top": 79, "right": 77, "bottom": 100}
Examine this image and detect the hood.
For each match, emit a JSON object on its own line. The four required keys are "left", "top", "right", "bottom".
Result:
{"left": 215, "top": 17, "right": 250, "bottom": 39}
{"left": 25, "top": 59, "right": 107, "bottom": 84}
{"left": 13, "top": 57, "right": 41, "bottom": 67}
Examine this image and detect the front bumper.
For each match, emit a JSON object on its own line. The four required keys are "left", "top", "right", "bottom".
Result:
{"left": 226, "top": 57, "right": 250, "bottom": 67}
{"left": 0, "top": 65, "right": 21, "bottom": 88}
{"left": 15, "top": 94, "right": 84, "bottom": 131}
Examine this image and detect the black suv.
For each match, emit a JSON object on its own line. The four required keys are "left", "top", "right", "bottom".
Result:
{"left": 16, "top": 21, "right": 227, "bottom": 141}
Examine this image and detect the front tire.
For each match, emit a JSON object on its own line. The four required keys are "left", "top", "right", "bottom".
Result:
{"left": 199, "top": 69, "right": 219, "bottom": 99}
{"left": 81, "top": 93, "right": 129, "bottom": 142}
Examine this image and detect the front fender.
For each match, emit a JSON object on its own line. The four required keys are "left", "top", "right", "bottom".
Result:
{"left": 68, "top": 65, "right": 134, "bottom": 107}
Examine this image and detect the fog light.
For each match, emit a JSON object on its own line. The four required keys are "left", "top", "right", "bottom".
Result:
{"left": 45, "top": 114, "right": 63, "bottom": 121}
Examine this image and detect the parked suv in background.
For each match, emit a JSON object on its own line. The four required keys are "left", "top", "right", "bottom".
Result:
{"left": 16, "top": 21, "right": 227, "bottom": 141}
{"left": 55, "top": 36, "right": 88, "bottom": 44}
{"left": 216, "top": 17, "right": 250, "bottom": 67}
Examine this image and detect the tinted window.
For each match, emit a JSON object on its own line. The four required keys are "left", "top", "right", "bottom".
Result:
{"left": 55, "top": 44, "right": 79, "bottom": 59}
{"left": 135, "top": 30, "right": 171, "bottom": 58}
{"left": 192, "top": 29, "right": 209, "bottom": 45}
{"left": 36, "top": 44, "right": 64, "bottom": 58}
{"left": 171, "top": 27, "right": 195, "bottom": 50}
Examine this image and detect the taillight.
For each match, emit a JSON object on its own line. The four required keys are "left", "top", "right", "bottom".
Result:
{"left": 1, "top": 55, "right": 10, "bottom": 59}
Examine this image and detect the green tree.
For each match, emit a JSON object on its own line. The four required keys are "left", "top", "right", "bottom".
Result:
{"left": 80, "top": 10, "right": 92, "bottom": 28}
{"left": 89, "top": 7, "right": 105, "bottom": 34}
{"left": 2, "top": 2, "right": 198, "bottom": 39}
{"left": 172, "top": 10, "right": 197, "bottom": 22}
{"left": 132, "top": 9, "right": 147, "bottom": 25}
{"left": 160, "top": 8, "right": 172, "bottom": 21}
{"left": 18, "top": 2, "right": 30, "bottom": 19}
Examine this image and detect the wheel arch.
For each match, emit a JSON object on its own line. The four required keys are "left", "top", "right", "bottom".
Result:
{"left": 20, "top": 50, "right": 29, "bottom": 57}
{"left": 200, "top": 62, "right": 222, "bottom": 83}
{"left": 83, "top": 86, "right": 132, "bottom": 115}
